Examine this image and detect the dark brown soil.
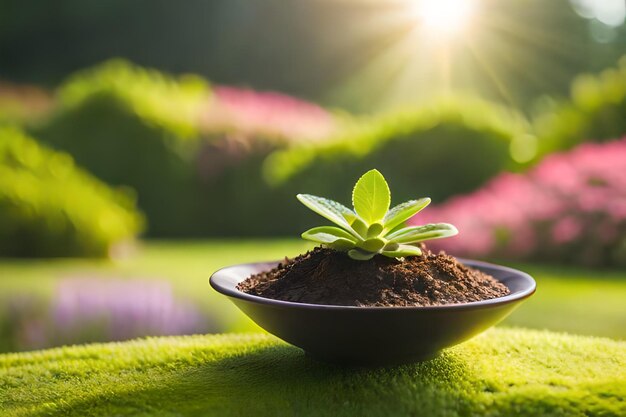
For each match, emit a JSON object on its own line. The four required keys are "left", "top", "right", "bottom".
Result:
{"left": 238, "top": 246, "right": 510, "bottom": 307}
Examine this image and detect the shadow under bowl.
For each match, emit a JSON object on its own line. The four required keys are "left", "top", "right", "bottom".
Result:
{"left": 210, "top": 258, "right": 536, "bottom": 366}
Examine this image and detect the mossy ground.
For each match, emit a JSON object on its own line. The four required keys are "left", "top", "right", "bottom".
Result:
{"left": 1, "top": 328, "right": 625, "bottom": 417}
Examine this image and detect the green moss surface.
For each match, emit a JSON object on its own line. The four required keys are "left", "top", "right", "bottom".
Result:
{"left": 1, "top": 328, "right": 625, "bottom": 417}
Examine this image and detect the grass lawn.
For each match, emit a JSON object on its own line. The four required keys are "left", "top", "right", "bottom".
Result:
{"left": 0, "top": 239, "right": 625, "bottom": 352}
{"left": 1, "top": 328, "right": 625, "bottom": 417}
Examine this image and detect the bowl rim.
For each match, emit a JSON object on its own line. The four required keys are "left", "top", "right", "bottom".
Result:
{"left": 209, "top": 257, "right": 536, "bottom": 311}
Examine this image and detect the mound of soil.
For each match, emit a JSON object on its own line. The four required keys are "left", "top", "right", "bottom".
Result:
{"left": 238, "top": 246, "right": 509, "bottom": 307}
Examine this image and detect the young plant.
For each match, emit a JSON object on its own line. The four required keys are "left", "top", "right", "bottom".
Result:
{"left": 297, "top": 169, "right": 458, "bottom": 260}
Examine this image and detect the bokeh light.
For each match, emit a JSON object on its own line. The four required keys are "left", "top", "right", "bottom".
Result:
{"left": 571, "top": 0, "right": 626, "bottom": 27}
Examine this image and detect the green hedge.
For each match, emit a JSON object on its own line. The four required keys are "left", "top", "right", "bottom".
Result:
{"left": 266, "top": 97, "right": 534, "bottom": 198}
{"left": 29, "top": 60, "right": 346, "bottom": 237}
{"left": 534, "top": 56, "right": 626, "bottom": 153}
{"left": 26, "top": 62, "right": 537, "bottom": 237}
{"left": 56, "top": 59, "right": 209, "bottom": 138}
{"left": 31, "top": 60, "right": 211, "bottom": 236}
{"left": 1, "top": 328, "right": 624, "bottom": 417}
{"left": 232, "top": 98, "right": 533, "bottom": 235}
{"left": 0, "top": 126, "right": 143, "bottom": 257}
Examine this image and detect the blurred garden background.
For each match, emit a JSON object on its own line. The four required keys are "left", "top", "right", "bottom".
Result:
{"left": 1, "top": 0, "right": 626, "bottom": 353}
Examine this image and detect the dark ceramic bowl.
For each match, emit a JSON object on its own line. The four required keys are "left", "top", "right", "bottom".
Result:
{"left": 210, "top": 259, "right": 535, "bottom": 366}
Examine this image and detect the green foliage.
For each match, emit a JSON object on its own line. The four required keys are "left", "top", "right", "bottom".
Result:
{"left": 1, "top": 329, "right": 625, "bottom": 417}
{"left": 534, "top": 56, "right": 626, "bottom": 153}
{"left": 0, "top": 126, "right": 143, "bottom": 257}
{"left": 31, "top": 60, "right": 211, "bottom": 236}
{"left": 57, "top": 59, "right": 210, "bottom": 138}
{"left": 265, "top": 97, "right": 534, "bottom": 213}
{"left": 299, "top": 170, "right": 457, "bottom": 260}
{"left": 30, "top": 59, "right": 338, "bottom": 237}
{"left": 23, "top": 62, "right": 537, "bottom": 238}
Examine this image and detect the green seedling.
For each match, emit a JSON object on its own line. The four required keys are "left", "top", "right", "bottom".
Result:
{"left": 297, "top": 169, "right": 458, "bottom": 260}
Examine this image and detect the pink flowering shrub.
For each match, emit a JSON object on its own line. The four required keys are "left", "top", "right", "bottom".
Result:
{"left": 201, "top": 86, "right": 336, "bottom": 143}
{"left": 414, "top": 138, "right": 626, "bottom": 267}
{"left": 196, "top": 86, "right": 338, "bottom": 183}
{"left": 196, "top": 85, "right": 338, "bottom": 186}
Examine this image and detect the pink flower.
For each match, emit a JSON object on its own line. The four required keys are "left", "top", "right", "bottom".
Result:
{"left": 551, "top": 217, "right": 583, "bottom": 244}
{"left": 411, "top": 137, "right": 626, "bottom": 267}
{"left": 201, "top": 86, "right": 336, "bottom": 141}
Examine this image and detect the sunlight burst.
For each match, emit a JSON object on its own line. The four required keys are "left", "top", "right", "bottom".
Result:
{"left": 331, "top": 0, "right": 586, "bottom": 114}
{"left": 413, "top": 0, "right": 477, "bottom": 35}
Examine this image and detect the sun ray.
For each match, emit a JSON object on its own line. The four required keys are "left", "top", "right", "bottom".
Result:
{"left": 464, "top": 39, "right": 519, "bottom": 108}
{"left": 482, "top": 12, "right": 586, "bottom": 63}
{"left": 477, "top": 35, "right": 555, "bottom": 98}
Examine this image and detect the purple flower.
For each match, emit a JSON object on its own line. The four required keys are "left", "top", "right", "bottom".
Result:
{"left": 1, "top": 277, "right": 216, "bottom": 352}
{"left": 52, "top": 276, "right": 210, "bottom": 344}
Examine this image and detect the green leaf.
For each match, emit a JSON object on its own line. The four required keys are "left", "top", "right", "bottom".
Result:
{"left": 328, "top": 239, "right": 357, "bottom": 251}
{"left": 350, "top": 217, "right": 368, "bottom": 238}
{"left": 297, "top": 194, "right": 357, "bottom": 233}
{"left": 367, "top": 222, "right": 384, "bottom": 238}
{"left": 387, "top": 223, "right": 458, "bottom": 244}
{"left": 348, "top": 248, "right": 377, "bottom": 261}
{"left": 352, "top": 169, "right": 390, "bottom": 224}
{"left": 383, "top": 241, "right": 399, "bottom": 251}
{"left": 357, "top": 237, "right": 386, "bottom": 252}
{"left": 381, "top": 244, "right": 423, "bottom": 258}
{"left": 301, "top": 226, "right": 358, "bottom": 245}
{"left": 383, "top": 198, "right": 431, "bottom": 231}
